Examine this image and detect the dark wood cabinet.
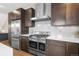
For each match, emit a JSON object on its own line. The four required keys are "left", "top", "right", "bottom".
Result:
{"left": 25, "top": 8, "right": 35, "bottom": 27}
{"left": 46, "top": 39, "right": 79, "bottom": 56}
{"left": 46, "top": 39, "right": 66, "bottom": 56}
{"left": 8, "top": 8, "right": 25, "bottom": 20}
{"left": 66, "top": 4, "right": 79, "bottom": 25}
{"left": 66, "top": 42, "right": 79, "bottom": 56}
{"left": 51, "top": 3, "right": 66, "bottom": 25}
{"left": 21, "top": 36, "right": 29, "bottom": 51}
{"left": 21, "top": 8, "right": 35, "bottom": 34}
{"left": 51, "top": 3, "right": 79, "bottom": 26}
{"left": 8, "top": 12, "right": 20, "bottom": 20}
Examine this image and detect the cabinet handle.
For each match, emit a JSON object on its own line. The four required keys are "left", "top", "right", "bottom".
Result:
{"left": 66, "top": 43, "right": 69, "bottom": 56}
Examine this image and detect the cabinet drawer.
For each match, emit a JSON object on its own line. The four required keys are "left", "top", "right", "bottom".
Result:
{"left": 47, "top": 39, "right": 66, "bottom": 47}
{"left": 46, "top": 39, "right": 66, "bottom": 56}
{"left": 46, "top": 44, "right": 66, "bottom": 56}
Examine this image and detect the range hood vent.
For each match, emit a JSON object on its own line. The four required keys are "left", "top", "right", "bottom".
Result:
{"left": 35, "top": 3, "right": 46, "bottom": 18}
{"left": 30, "top": 16, "right": 51, "bottom": 21}
{"left": 32, "top": 3, "right": 51, "bottom": 21}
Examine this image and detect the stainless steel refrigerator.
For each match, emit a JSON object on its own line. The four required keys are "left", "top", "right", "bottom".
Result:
{"left": 11, "top": 20, "right": 21, "bottom": 49}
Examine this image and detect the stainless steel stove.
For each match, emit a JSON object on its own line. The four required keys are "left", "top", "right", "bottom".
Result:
{"left": 28, "top": 32, "right": 49, "bottom": 56}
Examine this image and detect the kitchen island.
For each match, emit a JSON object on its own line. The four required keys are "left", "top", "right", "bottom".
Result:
{"left": 0, "top": 43, "right": 13, "bottom": 56}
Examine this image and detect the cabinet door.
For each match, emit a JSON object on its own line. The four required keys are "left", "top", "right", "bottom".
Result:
{"left": 8, "top": 8, "right": 25, "bottom": 21}
{"left": 51, "top": 3, "right": 66, "bottom": 25}
{"left": 21, "top": 21, "right": 29, "bottom": 34}
{"left": 25, "top": 8, "right": 35, "bottom": 27}
{"left": 46, "top": 40, "right": 66, "bottom": 56}
{"left": 8, "top": 11, "right": 21, "bottom": 20}
{"left": 66, "top": 4, "right": 79, "bottom": 25}
{"left": 66, "top": 42, "right": 79, "bottom": 56}
{"left": 21, "top": 36, "right": 28, "bottom": 51}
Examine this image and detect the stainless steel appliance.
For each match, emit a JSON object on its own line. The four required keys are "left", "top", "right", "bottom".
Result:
{"left": 38, "top": 43, "right": 45, "bottom": 51}
{"left": 11, "top": 20, "right": 21, "bottom": 49}
{"left": 28, "top": 32, "right": 49, "bottom": 56}
{"left": 28, "top": 35, "right": 38, "bottom": 55}
{"left": 29, "top": 41, "right": 37, "bottom": 49}
{"left": 38, "top": 35, "right": 47, "bottom": 54}
{"left": 35, "top": 3, "right": 45, "bottom": 18}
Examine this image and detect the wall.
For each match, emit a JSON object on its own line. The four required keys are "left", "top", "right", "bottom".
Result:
{"left": 29, "top": 20, "right": 79, "bottom": 38}
{"left": 29, "top": 3, "right": 79, "bottom": 38}
{"left": 0, "top": 13, "right": 8, "bottom": 33}
{"left": 0, "top": 4, "right": 77, "bottom": 39}
{"left": 0, "top": 4, "right": 36, "bottom": 33}
{"left": 0, "top": 33, "right": 8, "bottom": 40}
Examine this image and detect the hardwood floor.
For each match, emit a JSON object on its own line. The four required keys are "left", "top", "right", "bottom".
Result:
{"left": 0, "top": 40, "right": 33, "bottom": 56}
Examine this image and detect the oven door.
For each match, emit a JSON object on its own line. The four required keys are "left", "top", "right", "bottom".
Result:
{"left": 29, "top": 41, "right": 37, "bottom": 49}
{"left": 38, "top": 42, "right": 45, "bottom": 51}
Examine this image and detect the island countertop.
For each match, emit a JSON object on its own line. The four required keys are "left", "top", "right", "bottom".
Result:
{"left": 0, "top": 43, "right": 13, "bottom": 56}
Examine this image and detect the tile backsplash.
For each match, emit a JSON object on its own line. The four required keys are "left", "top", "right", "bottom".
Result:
{"left": 29, "top": 20, "right": 79, "bottom": 38}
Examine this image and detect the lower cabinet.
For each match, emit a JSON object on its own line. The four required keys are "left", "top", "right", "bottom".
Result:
{"left": 46, "top": 40, "right": 66, "bottom": 56}
{"left": 21, "top": 36, "right": 29, "bottom": 51}
{"left": 46, "top": 39, "right": 79, "bottom": 56}
{"left": 66, "top": 42, "right": 79, "bottom": 56}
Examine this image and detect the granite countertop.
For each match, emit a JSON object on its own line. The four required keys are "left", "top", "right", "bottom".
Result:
{"left": 46, "top": 35, "right": 79, "bottom": 44}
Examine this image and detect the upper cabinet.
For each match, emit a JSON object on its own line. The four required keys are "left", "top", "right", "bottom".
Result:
{"left": 51, "top": 3, "right": 66, "bottom": 25}
{"left": 25, "top": 8, "right": 35, "bottom": 27}
{"left": 8, "top": 8, "right": 25, "bottom": 21}
{"left": 51, "top": 3, "right": 79, "bottom": 26}
{"left": 66, "top": 4, "right": 79, "bottom": 25}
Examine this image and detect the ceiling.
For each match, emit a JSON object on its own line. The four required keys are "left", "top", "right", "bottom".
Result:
{"left": 0, "top": 3, "right": 36, "bottom": 14}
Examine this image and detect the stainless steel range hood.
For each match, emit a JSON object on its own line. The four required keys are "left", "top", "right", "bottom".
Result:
{"left": 30, "top": 16, "right": 50, "bottom": 21}
{"left": 30, "top": 3, "right": 51, "bottom": 21}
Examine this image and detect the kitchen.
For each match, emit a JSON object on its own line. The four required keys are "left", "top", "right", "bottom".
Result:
{"left": 0, "top": 3, "right": 79, "bottom": 56}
